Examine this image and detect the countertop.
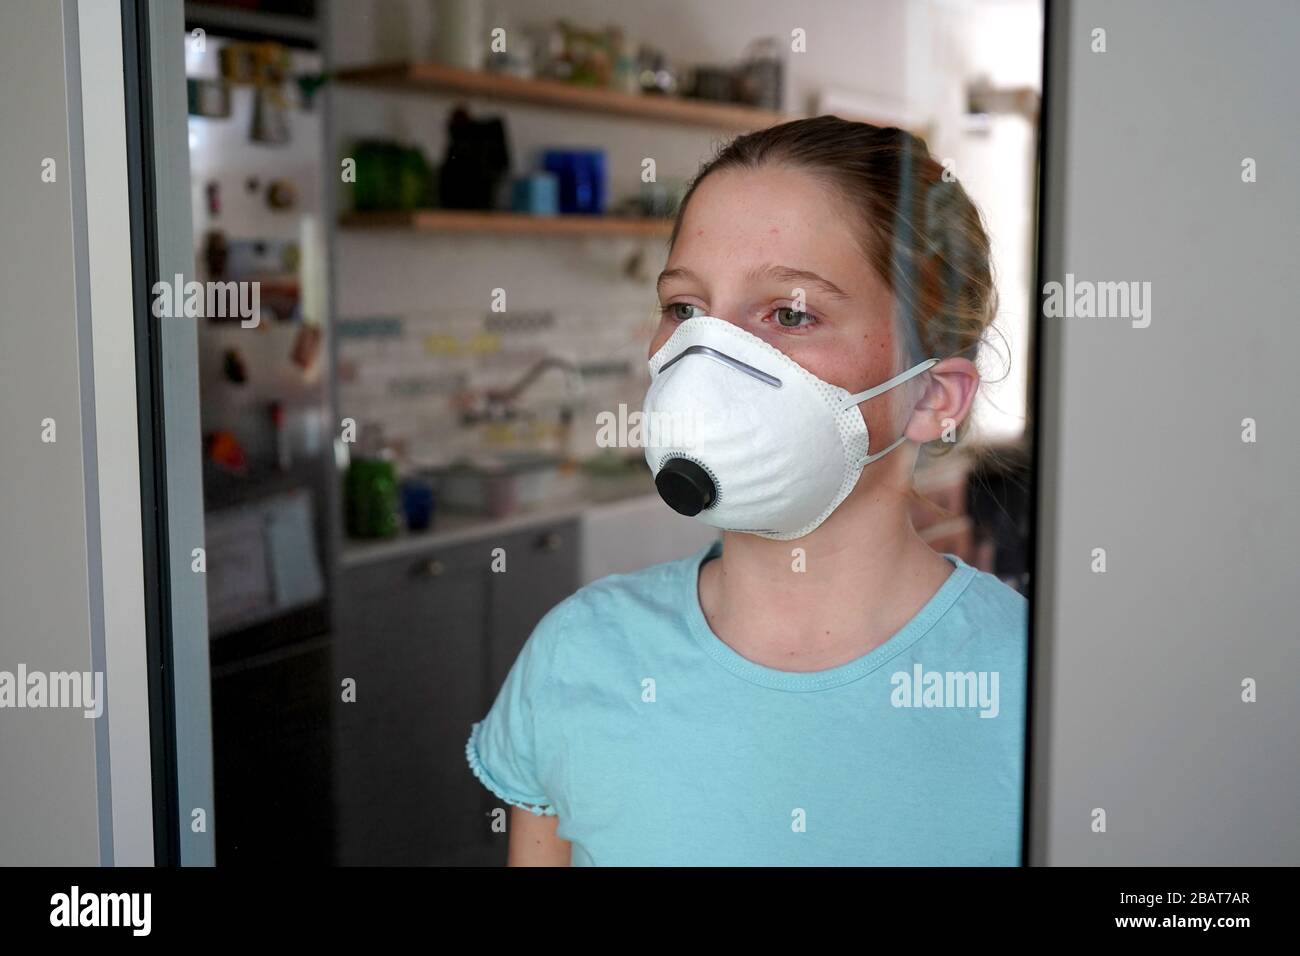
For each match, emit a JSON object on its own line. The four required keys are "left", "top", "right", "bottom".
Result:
{"left": 335, "top": 448, "right": 976, "bottom": 571}
{"left": 336, "top": 469, "right": 659, "bottom": 569}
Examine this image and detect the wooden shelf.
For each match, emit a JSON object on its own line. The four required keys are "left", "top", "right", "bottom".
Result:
{"left": 338, "top": 209, "right": 674, "bottom": 237}
{"left": 184, "top": 1, "right": 320, "bottom": 48}
{"left": 333, "top": 61, "right": 790, "bottom": 132}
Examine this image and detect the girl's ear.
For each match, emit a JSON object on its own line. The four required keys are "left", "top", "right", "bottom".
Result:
{"left": 902, "top": 357, "right": 979, "bottom": 446}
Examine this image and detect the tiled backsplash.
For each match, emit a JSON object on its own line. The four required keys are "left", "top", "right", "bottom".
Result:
{"left": 336, "top": 304, "right": 658, "bottom": 470}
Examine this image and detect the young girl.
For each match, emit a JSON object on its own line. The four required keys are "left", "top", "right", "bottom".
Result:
{"left": 466, "top": 116, "right": 1028, "bottom": 866}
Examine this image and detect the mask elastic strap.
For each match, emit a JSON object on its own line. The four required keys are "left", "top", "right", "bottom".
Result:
{"left": 840, "top": 357, "right": 939, "bottom": 469}
{"left": 839, "top": 358, "right": 939, "bottom": 409}
{"left": 858, "top": 434, "right": 909, "bottom": 466}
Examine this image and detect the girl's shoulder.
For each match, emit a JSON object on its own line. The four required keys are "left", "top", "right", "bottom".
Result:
{"left": 961, "top": 564, "right": 1028, "bottom": 619}
{"left": 939, "top": 557, "right": 1029, "bottom": 660}
{"left": 525, "top": 544, "right": 710, "bottom": 664}
{"left": 540, "top": 546, "right": 707, "bottom": 634}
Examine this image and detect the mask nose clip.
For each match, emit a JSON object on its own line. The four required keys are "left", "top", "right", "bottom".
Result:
{"left": 654, "top": 457, "right": 717, "bottom": 516}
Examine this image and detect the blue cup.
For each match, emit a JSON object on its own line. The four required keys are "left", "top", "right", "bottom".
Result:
{"left": 511, "top": 172, "right": 559, "bottom": 215}
{"left": 401, "top": 480, "right": 435, "bottom": 532}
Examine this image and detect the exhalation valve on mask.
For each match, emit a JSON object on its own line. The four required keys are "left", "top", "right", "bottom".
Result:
{"left": 654, "top": 456, "right": 716, "bottom": 516}
{"left": 642, "top": 316, "right": 938, "bottom": 540}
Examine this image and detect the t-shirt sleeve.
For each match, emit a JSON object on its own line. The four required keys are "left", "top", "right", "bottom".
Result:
{"left": 464, "top": 599, "right": 571, "bottom": 816}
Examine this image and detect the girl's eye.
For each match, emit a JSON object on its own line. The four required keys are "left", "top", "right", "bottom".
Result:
{"left": 663, "top": 303, "right": 705, "bottom": 322}
{"left": 772, "top": 306, "right": 816, "bottom": 329}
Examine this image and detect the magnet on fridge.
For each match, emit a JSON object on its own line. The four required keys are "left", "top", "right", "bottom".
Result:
{"left": 223, "top": 348, "right": 248, "bottom": 384}
{"left": 187, "top": 78, "right": 231, "bottom": 118}
{"left": 291, "top": 325, "right": 322, "bottom": 371}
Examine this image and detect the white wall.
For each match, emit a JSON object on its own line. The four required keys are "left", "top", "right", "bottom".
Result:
{"left": 0, "top": 0, "right": 105, "bottom": 867}
{"left": 912, "top": 0, "right": 1042, "bottom": 443}
{"left": 1033, "top": 0, "right": 1300, "bottom": 865}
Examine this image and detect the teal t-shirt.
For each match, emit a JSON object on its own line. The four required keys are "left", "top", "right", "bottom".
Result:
{"left": 466, "top": 538, "right": 1028, "bottom": 866}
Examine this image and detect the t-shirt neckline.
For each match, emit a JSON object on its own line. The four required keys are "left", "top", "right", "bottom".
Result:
{"left": 681, "top": 537, "right": 976, "bottom": 692}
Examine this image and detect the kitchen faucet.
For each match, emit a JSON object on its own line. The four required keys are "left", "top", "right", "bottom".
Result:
{"left": 460, "top": 355, "right": 586, "bottom": 424}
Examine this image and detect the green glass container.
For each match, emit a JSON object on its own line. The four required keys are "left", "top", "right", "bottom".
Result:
{"left": 344, "top": 456, "right": 399, "bottom": 538}
{"left": 351, "top": 141, "right": 433, "bottom": 212}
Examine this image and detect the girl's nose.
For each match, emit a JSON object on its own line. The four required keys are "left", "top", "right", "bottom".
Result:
{"left": 694, "top": 309, "right": 747, "bottom": 331}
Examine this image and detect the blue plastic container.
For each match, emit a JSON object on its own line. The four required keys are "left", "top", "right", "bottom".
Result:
{"left": 541, "top": 149, "right": 607, "bottom": 215}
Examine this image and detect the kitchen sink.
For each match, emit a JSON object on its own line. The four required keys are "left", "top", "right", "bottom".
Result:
{"left": 424, "top": 451, "right": 566, "bottom": 517}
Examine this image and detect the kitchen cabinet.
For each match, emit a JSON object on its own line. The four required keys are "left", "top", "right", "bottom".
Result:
{"left": 332, "top": 518, "right": 579, "bottom": 865}
{"left": 486, "top": 524, "right": 577, "bottom": 691}
{"left": 210, "top": 636, "right": 334, "bottom": 865}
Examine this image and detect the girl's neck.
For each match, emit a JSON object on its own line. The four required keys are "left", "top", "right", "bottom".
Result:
{"left": 697, "top": 483, "right": 954, "bottom": 673}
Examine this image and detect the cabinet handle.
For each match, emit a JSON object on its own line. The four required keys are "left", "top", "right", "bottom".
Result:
{"left": 422, "top": 559, "right": 445, "bottom": 577}
{"left": 538, "top": 532, "right": 563, "bottom": 552}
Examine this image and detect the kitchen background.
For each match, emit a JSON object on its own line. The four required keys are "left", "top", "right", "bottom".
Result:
{"left": 180, "top": 0, "right": 1042, "bottom": 865}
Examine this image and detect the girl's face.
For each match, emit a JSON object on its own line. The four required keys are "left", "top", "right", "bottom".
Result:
{"left": 652, "top": 164, "right": 912, "bottom": 448}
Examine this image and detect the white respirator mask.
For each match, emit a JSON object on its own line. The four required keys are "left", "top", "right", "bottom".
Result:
{"left": 642, "top": 315, "right": 937, "bottom": 540}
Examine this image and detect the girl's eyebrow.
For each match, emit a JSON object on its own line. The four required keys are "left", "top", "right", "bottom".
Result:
{"left": 655, "top": 266, "right": 699, "bottom": 294}
{"left": 655, "top": 264, "right": 852, "bottom": 302}
{"left": 747, "top": 264, "right": 853, "bottom": 301}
